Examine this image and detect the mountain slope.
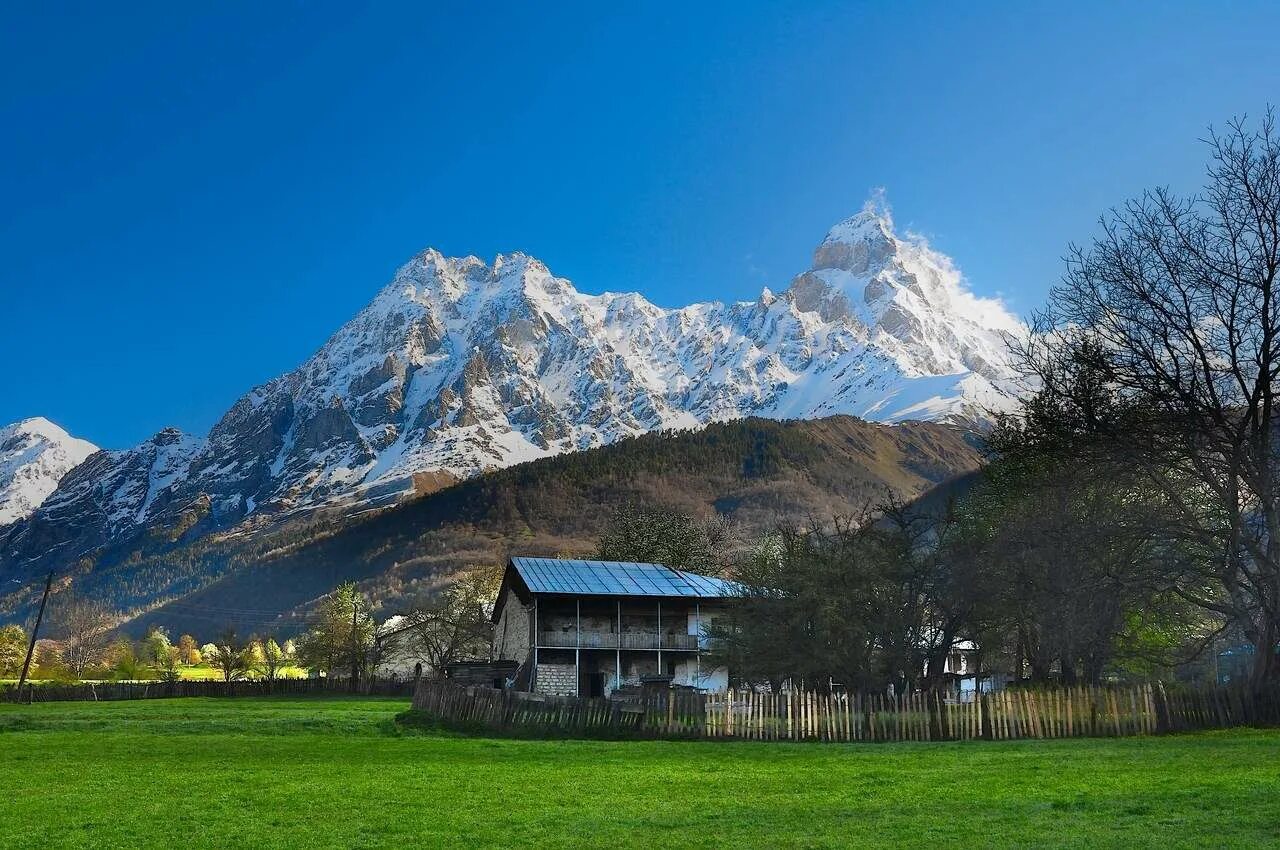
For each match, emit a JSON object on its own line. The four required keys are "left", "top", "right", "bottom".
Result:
{"left": 0, "top": 418, "right": 96, "bottom": 527}
{"left": 88, "top": 415, "right": 985, "bottom": 637}
{"left": 2, "top": 428, "right": 206, "bottom": 575}
{"left": 2, "top": 198, "right": 1023, "bottom": 580}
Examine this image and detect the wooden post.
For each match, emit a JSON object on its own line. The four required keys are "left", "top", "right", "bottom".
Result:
{"left": 656, "top": 600, "right": 662, "bottom": 678}
{"left": 1153, "top": 681, "right": 1169, "bottom": 734}
{"left": 16, "top": 570, "right": 54, "bottom": 699}
{"left": 694, "top": 601, "right": 701, "bottom": 687}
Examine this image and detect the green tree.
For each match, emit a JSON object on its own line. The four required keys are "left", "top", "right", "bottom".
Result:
{"left": 0, "top": 624, "right": 26, "bottom": 678}
{"left": 252, "top": 636, "right": 287, "bottom": 686}
{"left": 707, "top": 506, "right": 969, "bottom": 694}
{"left": 155, "top": 645, "right": 182, "bottom": 682}
{"left": 207, "top": 629, "right": 250, "bottom": 683}
{"left": 33, "top": 641, "right": 70, "bottom": 681}
{"left": 947, "top": 341, "right": 1214, "bottom": 685}
{"left": 177, "top": 634, "right": 201, "bottom": 665}
{"left": 296, "top": 583, "right": 375, "bottom": 689}
{"left": 140, "top": 626, "right": 174, "bottom": 670}
{"left": 105, "top": 638, "right": 144, "bottom": 681}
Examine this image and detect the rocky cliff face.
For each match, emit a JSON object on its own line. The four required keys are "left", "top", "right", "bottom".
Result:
{"left": 1, "top": 427, "right": 205, "bottom": 572}
{"left": 2, "top": 199, "right": 1023, "bottom": 576}
{"left": 0, "top": 418, "right": 97, "bottom": 527}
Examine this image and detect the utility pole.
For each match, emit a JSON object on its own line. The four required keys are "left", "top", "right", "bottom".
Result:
{"left": 17, "top": 571, "right": 55, "bottom": 699}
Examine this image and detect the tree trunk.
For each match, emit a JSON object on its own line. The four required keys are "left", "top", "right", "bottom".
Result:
{"left": 1252, "top": 616, "right": 1279, "bottom": 683}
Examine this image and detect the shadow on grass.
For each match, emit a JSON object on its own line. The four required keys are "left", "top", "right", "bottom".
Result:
{"left": 393, "top": 709, "right": 696, "bottom": 741}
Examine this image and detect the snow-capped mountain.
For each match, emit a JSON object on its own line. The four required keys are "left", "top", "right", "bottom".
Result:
{"left": 0, "top": 418, "right": 97, "bottom": 526}
{"left": 2, "top": 199, "right": 1024, "bottom": 573}
{"left": 3, "top": 427, "right": 207, "bottom": 568}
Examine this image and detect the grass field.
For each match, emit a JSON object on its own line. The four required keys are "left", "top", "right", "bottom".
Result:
{"left": 2, "top": 664, "right": 310, "bottom": 685}
{"left": 1, "top": 696, "right": 1277, "bottom": 849}
{"left": 173, "top": 663, "right": 309, "bottom": 680}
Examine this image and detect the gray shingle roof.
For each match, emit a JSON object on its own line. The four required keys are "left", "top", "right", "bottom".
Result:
{"left": 510, "top": 557, "right": 741, "bottom": 599}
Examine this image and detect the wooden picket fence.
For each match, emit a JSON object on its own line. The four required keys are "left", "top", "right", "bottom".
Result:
{"left": 0, "top": 676, "right": 415, "bottom": 703}
{"left": 412, "top": 680, "right": 708, "bottom": 738}
{"left": 412, "top": 679, "right": 1280, "bottom": 742}
{"left": 705, "top": 685, "right": 1163, "bottom": 741}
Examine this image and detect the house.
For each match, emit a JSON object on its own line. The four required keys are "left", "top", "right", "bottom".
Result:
{"left": 373, "top": 615, "right": 516, "bottom": 684}
{"left": 942, "top": 640, "right": 1011, "bottom": 701}
{"left": 371, "top": 615, "right": 431, "bottom": 680}
{"left": 491, "top": 557, "right": 741, "bottom": 697}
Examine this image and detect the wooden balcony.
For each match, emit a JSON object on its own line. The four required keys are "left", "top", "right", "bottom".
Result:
{"left": 537, "top": 631, "right": 699, "bottom": 650}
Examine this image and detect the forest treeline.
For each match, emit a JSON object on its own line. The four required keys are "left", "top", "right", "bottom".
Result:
{"left": 2, "top": 415, "right": 980, "bottom": 638}
{"left": 707, "top": 111, "right": 1280, "bottom": 690}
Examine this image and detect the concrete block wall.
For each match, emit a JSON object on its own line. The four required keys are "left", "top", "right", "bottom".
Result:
{"left": 534, "top": 663, "right": 577, "bottom": 696}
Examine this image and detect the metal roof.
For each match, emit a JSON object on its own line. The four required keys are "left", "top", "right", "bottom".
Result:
{"left": 509, "top": 557, "right": 742, "bottom": 599}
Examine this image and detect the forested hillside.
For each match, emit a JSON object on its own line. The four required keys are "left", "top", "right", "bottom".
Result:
{"left": 13, "top": 416, "right": 982, "bottom": 637}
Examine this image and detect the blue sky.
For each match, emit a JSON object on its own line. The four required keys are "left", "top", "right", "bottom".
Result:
{"left": 3, "top": 2, "right": 1278, "bottom": 448}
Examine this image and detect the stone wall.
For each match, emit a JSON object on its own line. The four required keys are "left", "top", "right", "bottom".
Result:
{"left": 492, "top": 587, "right": 531, "bottom": 664}
{"left": 534, "top": 663, "right": 577, "bottom": 696}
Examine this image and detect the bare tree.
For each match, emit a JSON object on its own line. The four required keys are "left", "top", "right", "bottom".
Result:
{"left": 1030, "top": 110, "right": 1280, "bottom": 682}
{"left": 51, "top": 594, "right": 114, "bottom": 678}
{"left": 392, "top": 568, "right": 497, "bottom": 678}
{"left": 595, "top": 503, "right": 740, "bottom": 576}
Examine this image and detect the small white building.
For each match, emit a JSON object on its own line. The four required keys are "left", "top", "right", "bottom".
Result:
{"left": 491, "top": 557, "right": 741, "bottom": 697}
{"left": 371, "top": 615, "right": 432, "bottom": 680}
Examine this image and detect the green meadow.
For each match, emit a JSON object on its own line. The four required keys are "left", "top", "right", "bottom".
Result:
{"left": 0, "top": 696, "right": 1276, "bottom": 849}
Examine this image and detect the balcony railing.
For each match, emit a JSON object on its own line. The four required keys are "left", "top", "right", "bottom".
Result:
{"left": 537, "top": 631, "right": 699, "bottom": 650}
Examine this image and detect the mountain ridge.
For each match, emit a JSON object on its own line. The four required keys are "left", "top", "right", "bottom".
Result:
{"left": 0, "top": 418, "right": 97, "bottom": 526}
{"left": 93, "top": 414, "right": 988, "bottom": 637}
{"left": 1, "top": 198, "right": 1023, "bottom": 581}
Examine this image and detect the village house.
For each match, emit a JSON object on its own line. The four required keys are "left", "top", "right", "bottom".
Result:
{"left": 491, "top": 557, "right": 741, "bottom": 697}
{"left": 370, "top": 615, "right": 431, "bottom": 681}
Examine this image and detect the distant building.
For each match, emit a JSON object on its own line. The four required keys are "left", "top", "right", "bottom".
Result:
{"left": 491, "top": 557, "right": 742, "bottom": 697}
{"left": 372, "top": 615, "right": 431, "bottom": 680}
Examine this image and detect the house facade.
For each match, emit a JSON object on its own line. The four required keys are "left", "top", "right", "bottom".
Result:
{"left": 371, "top": 615, "right": 433, "bottom": 680}
{"left": 491, "top": 557, "right": 739, "bottom": 697}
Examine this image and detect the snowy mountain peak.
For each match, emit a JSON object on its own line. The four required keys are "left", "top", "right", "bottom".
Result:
{"left": 5, "top": 195, "right": 1029, "bottom": 572}
{"left": 786, "top": 196, "right": 1023, "bottom": 387}
{"left": 6, "top": 417, "right": 84, "bottom": 443}
{"left": 814, "top": 196, "right": 896, "bottom": 270}
{"left": 150, "top": 426, "right": 191, "bottom": 446}
{"left": 0, "top": 418, "right": 98, "bottom": 526}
